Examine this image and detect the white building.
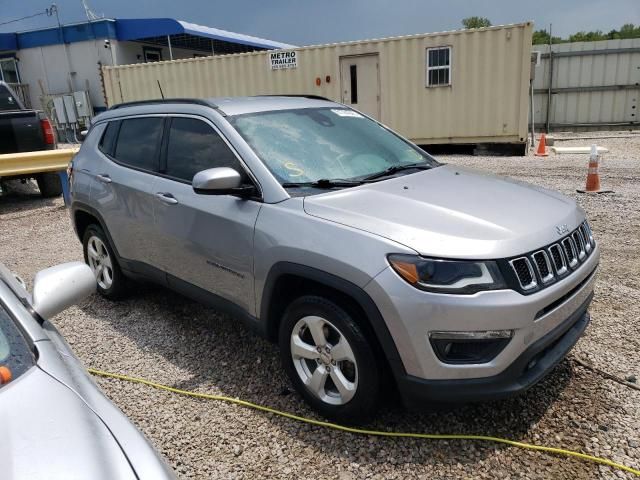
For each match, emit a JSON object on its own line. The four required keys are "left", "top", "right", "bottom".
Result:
{"left": 0, "top": 17, "right": 293, "bottom": 112}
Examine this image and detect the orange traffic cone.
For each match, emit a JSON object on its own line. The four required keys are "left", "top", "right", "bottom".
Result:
{"left": 577, "top": 145, "right": 613, "bottom": 194}
{"left": 535, "top": 134, "right": 548, "bottom": 157}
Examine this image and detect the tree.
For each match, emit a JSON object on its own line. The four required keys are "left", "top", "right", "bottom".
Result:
{"left": 568, "top": 30, "right": 606, "bottom": 42}
{"left": 462, "top": 17, "right": 492, "bottom": 29}
{"left": 532, "top": 29, "right": 563, "bottom": 45}
{"left": 619, "top": 23, "right": 640, "bottom": 39}
{"left": 532, "top": 23, "right": 640, "bottom": 45}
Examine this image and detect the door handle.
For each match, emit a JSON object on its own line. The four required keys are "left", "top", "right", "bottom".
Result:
{"left": 96, "top": 173, "right": 112, "bottom": 184}
{"left": 155, "top": 192, "right": 178, "bottom": 205}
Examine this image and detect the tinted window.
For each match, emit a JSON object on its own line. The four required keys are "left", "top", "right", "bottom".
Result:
{"left": 165, "top": 117, "right": 243, "bottom": 182}
{"left": 98, "top": 121, "right": 119, "bottom": 156}
{"left": 0, "top": 303, "right": 35, "bottom": 388}
{"left": 113, "top": 117, "right": 163, "bottom": 171}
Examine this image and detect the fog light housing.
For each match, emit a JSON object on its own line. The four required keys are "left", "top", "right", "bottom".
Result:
{"left": 429, "top": 330, "right": 513, "bottom": 364}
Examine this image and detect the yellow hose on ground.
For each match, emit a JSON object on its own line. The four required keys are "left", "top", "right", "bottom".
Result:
{"left": 88, "top": 368, "right": 640, "bottom": 477}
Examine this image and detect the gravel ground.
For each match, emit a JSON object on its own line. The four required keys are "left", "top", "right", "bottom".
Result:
{"left": 1, "top": 131, "right": 638, "bottom": 479}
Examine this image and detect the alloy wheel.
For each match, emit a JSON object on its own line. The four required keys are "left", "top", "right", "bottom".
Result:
{"left": 86, "top": 235, "right": 113, "bottom": 290}
{"left": 290, "top": 315, "right": 358, "bottom": 405}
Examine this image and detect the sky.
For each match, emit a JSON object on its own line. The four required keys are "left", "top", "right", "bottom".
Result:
{"left": 1, "top": 0, "right": 639, "bottom": 45}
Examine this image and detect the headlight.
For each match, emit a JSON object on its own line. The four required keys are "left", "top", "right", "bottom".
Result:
{"left": 388, "top": 254, "right": 507, "bottom": 294}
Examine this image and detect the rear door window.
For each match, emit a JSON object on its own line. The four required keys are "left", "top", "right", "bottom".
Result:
{"left": 165, "top": 117, "right": 244, "bottom": 182}
{"left": 0, "top": 303, "right": 35, "bottom": 388}
{"left": 113, "top": 117, "right": 163, "bottom": 172}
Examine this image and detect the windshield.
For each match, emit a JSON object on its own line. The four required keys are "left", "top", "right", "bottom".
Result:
{"left": 229, "top": 107, "right": 439, "bottom": 184}
{"left": 0, "top": 303, "right": 34, "bottom": 388}
{"left": 0, "top": 85, "right": 21, "bottom": 111}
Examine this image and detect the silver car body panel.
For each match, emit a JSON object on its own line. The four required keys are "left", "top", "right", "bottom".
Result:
{"left": 88, "top": 121, "right": 159, "bottom": 264}
{"left": 0, "top": 272, "right": 175, "bottom": 479}
{"left": 253, "top": 198, "right": 416, "bottom": 313}
{"left": 0, "top": 366, "right": 137, "bottom": 480}
{"left": 303, "top": 165, "right": 584, "bottom": 259}
{"left": 365, "top": 245, "right": 598, "bottom": 378}
{"left": 152, "top": 175, "right": 261, "bottom": 314}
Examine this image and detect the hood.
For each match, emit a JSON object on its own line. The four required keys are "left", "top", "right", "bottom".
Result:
{"left": 303, "top": 165, "right": 584, "bottom": 259}
{"left": 0, "top": 368, "right": 137, "bottom": 480}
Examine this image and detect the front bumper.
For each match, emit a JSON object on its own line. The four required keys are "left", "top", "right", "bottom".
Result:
{"left": 394, "top": 293, "right": 592, "bottom": 408}
{"left": 364, "top": 243, "right": 599, "bottom": 407}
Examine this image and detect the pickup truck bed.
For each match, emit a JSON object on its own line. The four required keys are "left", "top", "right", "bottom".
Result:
{"left": 0, "top": 82, "right": 61, "bottom": 197}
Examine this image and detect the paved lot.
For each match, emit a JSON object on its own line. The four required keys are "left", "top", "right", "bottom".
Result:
{"left": 1, "top": 132, "right": 638, "bottom": 479}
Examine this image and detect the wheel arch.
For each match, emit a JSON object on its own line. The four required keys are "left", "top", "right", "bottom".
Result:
{"left": 260, "top": 262, "right": 406, "bottom": 380}
{"left": 71, "top": 203, "right": 122, "bottom": 259}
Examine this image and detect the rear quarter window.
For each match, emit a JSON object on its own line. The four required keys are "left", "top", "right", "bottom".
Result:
{"left": 113, "top": 117, "right": 163, "bottom": 172}
{"left": 98, "top": 121, "right": 120, "bottom": 156}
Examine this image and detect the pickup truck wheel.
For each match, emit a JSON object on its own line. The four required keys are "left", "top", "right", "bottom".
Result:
{"left": 279, "top": 295, "right": 380, "bottom": 424}
{"left": 82, "top": 225, "right": 126, "bottom": 299}
{"left": 36, "top": 173, "right": 62, "bottom": 198}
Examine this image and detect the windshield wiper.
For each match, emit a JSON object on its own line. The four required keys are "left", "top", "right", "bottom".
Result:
{"left": 361, "top": 163, "right": 432, "bottom": 181}
{"left": 282, "top": 179, "right": 364, "bottom": 189}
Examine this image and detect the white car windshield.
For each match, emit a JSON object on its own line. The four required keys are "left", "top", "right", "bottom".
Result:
{"left": 229, "top": 107, "right": 439, "bottom": 185}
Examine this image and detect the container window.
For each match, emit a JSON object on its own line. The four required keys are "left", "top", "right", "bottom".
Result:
{"left": 426, "top": 46, "right": 452, "bottom": 87}
{"left": 350, "top": 64, "right": 358, "bottom": 104}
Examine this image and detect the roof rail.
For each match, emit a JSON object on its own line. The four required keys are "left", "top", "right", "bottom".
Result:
{"left": 254, "top": 94, "right": 334, "bottom": 102}
{"left": 109, "top": 98, "right": 217, "bottom": 110}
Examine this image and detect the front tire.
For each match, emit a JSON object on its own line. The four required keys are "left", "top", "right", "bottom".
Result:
{"left": 279, "top": 295, "right": 380, "bottom": 424}
{"left": 82, "top": 224, "right": 127, "bottom": 299}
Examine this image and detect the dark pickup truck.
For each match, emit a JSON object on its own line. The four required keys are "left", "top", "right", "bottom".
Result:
{"left": 0, "top": 81, "right": 62, "bottom": 197}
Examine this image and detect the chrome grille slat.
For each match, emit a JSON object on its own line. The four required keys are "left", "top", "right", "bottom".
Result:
{"left": 509, "top": 221, "right": 594, "bottom": 293}
{"left": 562, "top": 237, "right": 578, "bottom": 268}
{"left": 572, "top": 231, "right": 586, "bottom": 260}
{"left": 509, "top": 257, "right": 537, "bottom": 290}
{"left": 532, "top": 250, "right": 554, "bottom": 284}
{"left": 579, "top": 224, "right": 592, "bottom": 253}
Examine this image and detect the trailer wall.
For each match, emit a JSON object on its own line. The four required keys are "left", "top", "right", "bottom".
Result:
{"left": 103, "top": 23, "right": 533, "bottom": 146}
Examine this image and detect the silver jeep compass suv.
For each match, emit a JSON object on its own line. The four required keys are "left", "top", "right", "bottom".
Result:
{"left": 69, "top": 96, "right": 599, "bottom": 422}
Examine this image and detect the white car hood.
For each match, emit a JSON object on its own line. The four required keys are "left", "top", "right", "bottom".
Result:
{"left": 303, "top": 165, "right": 584, "bottom": 259}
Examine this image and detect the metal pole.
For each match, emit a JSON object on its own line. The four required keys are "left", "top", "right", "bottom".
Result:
{"left": 530, "top": 79, "right": 535, "bottom": 148}
{"left": 167, "top": 35, "right": 173, "bottom": 60}
{"left": 48, "top": 4, "right": 76, "bottom": 91}
{"left": 546, "top": 23, "right": 553, "bottom": 134}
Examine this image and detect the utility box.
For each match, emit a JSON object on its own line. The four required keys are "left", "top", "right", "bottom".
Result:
{"left": 103, "top": 22, "right": 533, "bottom": 152}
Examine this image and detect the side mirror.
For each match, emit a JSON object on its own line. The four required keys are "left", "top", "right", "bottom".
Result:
{"left": 192, "top": 167, "right": 254, "bottom": 196}
{"left": 79, "top": 130, "right": 88, "bottom": 143}
{"left": 32, "top": 262, "right": 96, "bottom": 319}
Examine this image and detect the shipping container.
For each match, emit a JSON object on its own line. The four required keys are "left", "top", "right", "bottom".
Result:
{"left": 103, "top": 22, "right": 533, "bottom": 152}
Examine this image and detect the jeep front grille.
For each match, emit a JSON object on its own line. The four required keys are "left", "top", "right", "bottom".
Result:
{"left": 508, "top": 221, "right": 595, "bottom": 293}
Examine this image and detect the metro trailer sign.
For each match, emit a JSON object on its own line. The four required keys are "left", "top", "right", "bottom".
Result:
{"left": 269, "top": 50, "right": 297, "bottom": 70}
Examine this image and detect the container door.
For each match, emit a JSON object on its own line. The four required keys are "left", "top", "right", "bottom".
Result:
{"left": 340, "top": 54, "right": 380, "bottom": 119}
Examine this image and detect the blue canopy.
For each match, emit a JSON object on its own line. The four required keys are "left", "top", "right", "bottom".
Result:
{"left": 116, "top": 18, "right": 295, "bottom": 50}
{"left": 0, "top": 18, "right": 294, "bottom": 52}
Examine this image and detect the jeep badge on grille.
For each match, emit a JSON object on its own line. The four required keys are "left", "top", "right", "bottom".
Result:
{"left": 556, "top": 224, "right": 570, "bottom": 235}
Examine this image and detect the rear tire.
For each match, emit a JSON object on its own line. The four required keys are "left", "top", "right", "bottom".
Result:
{"left": 36, "top": 173, "right": 62, "bottom": 198}
{"left": 279, "top": 295, "right": 380, "bottom": 424}
{"left": 82, "top": 224, "right": 127, "bottom": 299}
